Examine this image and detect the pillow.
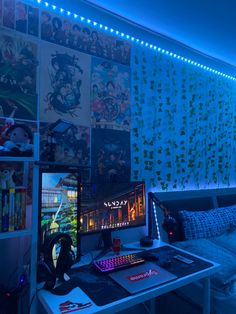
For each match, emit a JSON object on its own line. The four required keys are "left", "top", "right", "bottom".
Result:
{"left": 179, "top": 207, "right": 232, "bottom": 240}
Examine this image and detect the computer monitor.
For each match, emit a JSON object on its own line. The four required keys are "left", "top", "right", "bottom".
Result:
{"left": 38, "top": 168, "right": 80, "bottom": 259}
{"left": 80, "top": 181, "right": 146, "bottom": 246}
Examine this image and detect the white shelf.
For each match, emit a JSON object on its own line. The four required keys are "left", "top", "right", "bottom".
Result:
{"left": 0, "top": 229, "right": 32, "bottom": 240}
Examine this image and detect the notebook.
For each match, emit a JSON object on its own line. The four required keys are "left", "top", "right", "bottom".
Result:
{"left": 109, "top": 262, "right": 177, "bottom": 294}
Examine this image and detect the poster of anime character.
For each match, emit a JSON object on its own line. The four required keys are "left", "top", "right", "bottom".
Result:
{"left": 40, "top": 120, "right": 90, "bottom": 166}
{"left": 40, "top": 9, "right": 131, "bottom": 65}
{"left": 40, "top": 43, "right": 91, "bottom": 125}
{"left": 0, "top": 0, "right": 2, "bottom": 25}
{"left": 0, "top": 117, "right": 37, "bottom": 157}
{"left": 91, "top": 128, "right": 130, "bottom": 183}
{"left": 16, "top": 1, "right": 27, "bottom": 33}
{"left": 28, "top": 5, "right": 39, "bottom": 37}
{"left": 0, "top": 33, "right": 38, "bottom": 120}
{"left": 91, "top": 58, "right": 131, "bottom": 131}
{"left": 3, "top": 0, "right": 15, "bottom": 29}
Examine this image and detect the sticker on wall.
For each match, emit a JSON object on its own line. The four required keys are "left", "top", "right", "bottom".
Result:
{"left": 0, "top": 33, "right": 38, "bottom": 120}
{"left": 91, "top": 58, "right": 131, "bottom": 131}
{"left": 15, "top": 1, "right": 27, "bottom": 33}
{"left": 40, "top": 10, "right": 131, "bottom": 65}
{"left": 40, "top": 120, "right": 90, "bottom": 167}
{"left": 28, "top": 5, "right": 39, "bottom": 37}
{"left": 3, "top": 0, "right": 15, "bottom": 29}
{"left": 40, "top": 42, "right": 91, "bottom": 125}
{"left": 91, "top": 128, "right": 130, "bottom": 183}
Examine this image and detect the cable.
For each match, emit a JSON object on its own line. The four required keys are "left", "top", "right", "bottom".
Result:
{"left": 28, "top": 288, "right": 42, "bottom": 314}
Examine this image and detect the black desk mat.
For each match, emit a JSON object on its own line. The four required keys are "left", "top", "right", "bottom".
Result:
{"left": 66, "top": 245, "right": 213, "bottom": 306}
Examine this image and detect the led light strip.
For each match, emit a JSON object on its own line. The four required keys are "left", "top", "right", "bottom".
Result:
{"left": 152, "top": 202, "right": 161, "bottom": 239}
{"left": 34, "top": 0, "right": 236, "bottom": 81}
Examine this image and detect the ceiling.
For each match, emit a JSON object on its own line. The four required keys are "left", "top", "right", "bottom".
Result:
{"left": 85, "top": 0, "right": 236, "bottom": 69}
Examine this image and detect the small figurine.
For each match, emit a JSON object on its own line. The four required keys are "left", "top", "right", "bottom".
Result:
{"left": 3, "top": 124, "right": 33, "bottom": 156}
{"left": 0, "top": 169, "right": 15, "bottom": 189}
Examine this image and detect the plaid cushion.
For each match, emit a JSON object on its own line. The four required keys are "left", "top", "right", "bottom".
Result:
{"left": 179, "top": 206, "right": 236, "bottom": 240}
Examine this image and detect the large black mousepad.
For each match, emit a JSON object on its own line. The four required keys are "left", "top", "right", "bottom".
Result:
{"left": 68, "top": 264, "right": 129, "bottom": 306}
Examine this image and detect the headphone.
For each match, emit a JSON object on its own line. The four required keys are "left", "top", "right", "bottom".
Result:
{"left": 37, "top": 232, "right": 75, "bottom": 291}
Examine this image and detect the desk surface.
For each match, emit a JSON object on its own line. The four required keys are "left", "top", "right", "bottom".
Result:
{"left": 38, "top": 240, "right": 220, "bottom": 314}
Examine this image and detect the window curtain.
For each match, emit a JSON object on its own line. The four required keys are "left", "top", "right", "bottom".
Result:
{"left": 131, "top": 46, "right": 236, "bottom": 191}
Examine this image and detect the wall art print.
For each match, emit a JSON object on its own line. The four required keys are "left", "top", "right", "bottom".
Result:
{"left": 0, "top": 33, "right": 38, "bottom": 120}
{"left": 40, "top": 10, "right": 131, "bottom": 65}
{"left": 91, "top": 58, "right": 131, "bottom": 131}
{"left": 40, "top": 42, "right": 91, "bottom": 125}
{"left": 3, "top": 0, "right": 15, "bottom": 29}
{"left": 40, "top": 121, "right": 90, "bottom": 166}
{"left": 91, "top": 128, "right": 130, "bottom": 183}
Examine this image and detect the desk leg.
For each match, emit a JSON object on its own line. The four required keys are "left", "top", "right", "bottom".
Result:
{"left": 147, "top": 298, "right": 156, "bottom": 314}
{"left": 203, "top": 276, "right": 210, "bottom": 314}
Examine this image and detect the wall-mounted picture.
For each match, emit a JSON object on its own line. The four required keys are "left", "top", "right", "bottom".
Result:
{"left": 91, "top": 128, "right": 130, "bottom": 183}
{"left": 3, "top": 0, "right": 15, "bottom": 29}
{"left": 28, "top": 5, "right": 39, "bottom": 37}
{"left": 40, "top": 43, "right": 91, "bottom": 125}
{"left": 40, "top": 10, "right": 131, "bottom": 65}
{"left": 91, "top": 58, "right": 131, "bottom": 131}
{"left": 0, "top": 118, "right": 36, "bottom": 157}
{"left": 16, "top": 1, "right": 27, "bottom": 33}
{"left": 40, "top": 120, "right": 90, "bottom": 165}
{"left": 0, "top": 33, "right": 38, "bottom": 120}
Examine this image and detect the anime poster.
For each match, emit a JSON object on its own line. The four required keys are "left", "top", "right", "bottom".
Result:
{"left": 91, "top": 128, "right": 130, "bottom": 183}
{"left": 40, "top": 10, "right": 131, "bottom": 65}
{"left": 91, "top": 58, "right": 131, "bottom": 131}
{"left": 40, "top": 43, "right": 91, "bottom": 125}
{"left": 0, "top": 117, "right": 37, "bottom": 157}
{"left": 0, "top": 0, "right": 2, "bottom": 25}
{"left": 0, "top": 33, "right": 38, "bottom": 120}
{"left": 40, "top": 121, "right": 90, "bottom": 166}
{"left": 3, "top": 0, "right": 15, "bottom": 29}
{"left": 16, "top": 1, "right": 27, "bottom": 33}
{"left": 28, "top": 5, "right": 39, "bottom": 37}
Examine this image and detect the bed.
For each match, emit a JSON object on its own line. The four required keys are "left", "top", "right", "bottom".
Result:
{"left": 156, "top": 187, "right": 236, "bottom": 314}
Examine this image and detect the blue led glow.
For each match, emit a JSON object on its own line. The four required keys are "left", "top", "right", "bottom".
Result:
{"left": 32, "top": 0, "right": 236, "bottom": 81}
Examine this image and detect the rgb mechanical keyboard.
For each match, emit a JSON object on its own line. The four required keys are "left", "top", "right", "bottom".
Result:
{"left": 94, "top": 253, "right": 145, "bottom": 273}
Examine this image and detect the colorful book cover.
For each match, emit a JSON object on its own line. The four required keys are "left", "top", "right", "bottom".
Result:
{"left": 14, "top": 189, "right": 21, "bottom": 231}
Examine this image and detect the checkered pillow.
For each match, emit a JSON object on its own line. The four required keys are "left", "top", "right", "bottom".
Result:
{"left": 179, "top": 206, "right": 236, "bottom": 240}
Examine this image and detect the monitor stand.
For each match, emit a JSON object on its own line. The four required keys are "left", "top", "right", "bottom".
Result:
{"left": 95, "top": 230, "right": 113, "bottom": 260}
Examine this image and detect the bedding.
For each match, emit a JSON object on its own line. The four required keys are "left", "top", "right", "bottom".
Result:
{"left": 174, "top": 228, "right": 236, "bottom": 314}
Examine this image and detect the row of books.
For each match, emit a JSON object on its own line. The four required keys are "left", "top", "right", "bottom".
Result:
{"left": 0, "top": 187, "right": 26, "bottom": 232}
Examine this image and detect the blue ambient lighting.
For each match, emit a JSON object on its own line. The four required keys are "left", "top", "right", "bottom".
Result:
{"left": 33, "top": 0, "right": 236, "bottom": 81}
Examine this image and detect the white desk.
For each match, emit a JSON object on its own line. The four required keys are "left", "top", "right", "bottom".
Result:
{"left": 38, "top": 240, "right": 220, "bottom": 314}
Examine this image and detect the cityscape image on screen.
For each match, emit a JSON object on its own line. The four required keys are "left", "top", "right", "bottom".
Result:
{"left": 80, "top": 181, "right": 146, "bottom": 234}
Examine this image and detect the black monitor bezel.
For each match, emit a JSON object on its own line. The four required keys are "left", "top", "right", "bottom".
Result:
{"left": 38, "top": 166, "right": 81, "bottom": 261}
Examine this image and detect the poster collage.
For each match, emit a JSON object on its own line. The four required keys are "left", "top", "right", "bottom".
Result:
{"left": 0, "top": 0, "right": 132, "bottom": 183}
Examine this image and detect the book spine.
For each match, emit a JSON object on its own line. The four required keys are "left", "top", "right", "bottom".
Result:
{"left": 20, "top": 188, "right": 26, "bottom": 230}
{"left": 0, "top": 189, "right": 2, "bottom": 232}
{"left": 15, "top": 190, "right": 21, "bottom": 231}
{"left": 2, "top": 189, "right": 9, "bottom": 232}
{"left": 9, "top": 188, "right": 15, "bottom": 232}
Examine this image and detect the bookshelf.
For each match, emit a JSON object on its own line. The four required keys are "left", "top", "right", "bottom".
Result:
{"left": 0, "top": 133, "right": 39, "bottom": 313}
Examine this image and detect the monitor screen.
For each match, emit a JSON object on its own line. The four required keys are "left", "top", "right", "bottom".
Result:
{"left": 38, "top": 169, "right": 80, "bottom": 259}
{"left": 80, "top": 181, "right": 146, "bottom": 234}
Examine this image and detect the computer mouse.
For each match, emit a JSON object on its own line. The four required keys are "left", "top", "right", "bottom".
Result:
{"left": 141, "top": 251, "right": 159, "bottom": 261}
